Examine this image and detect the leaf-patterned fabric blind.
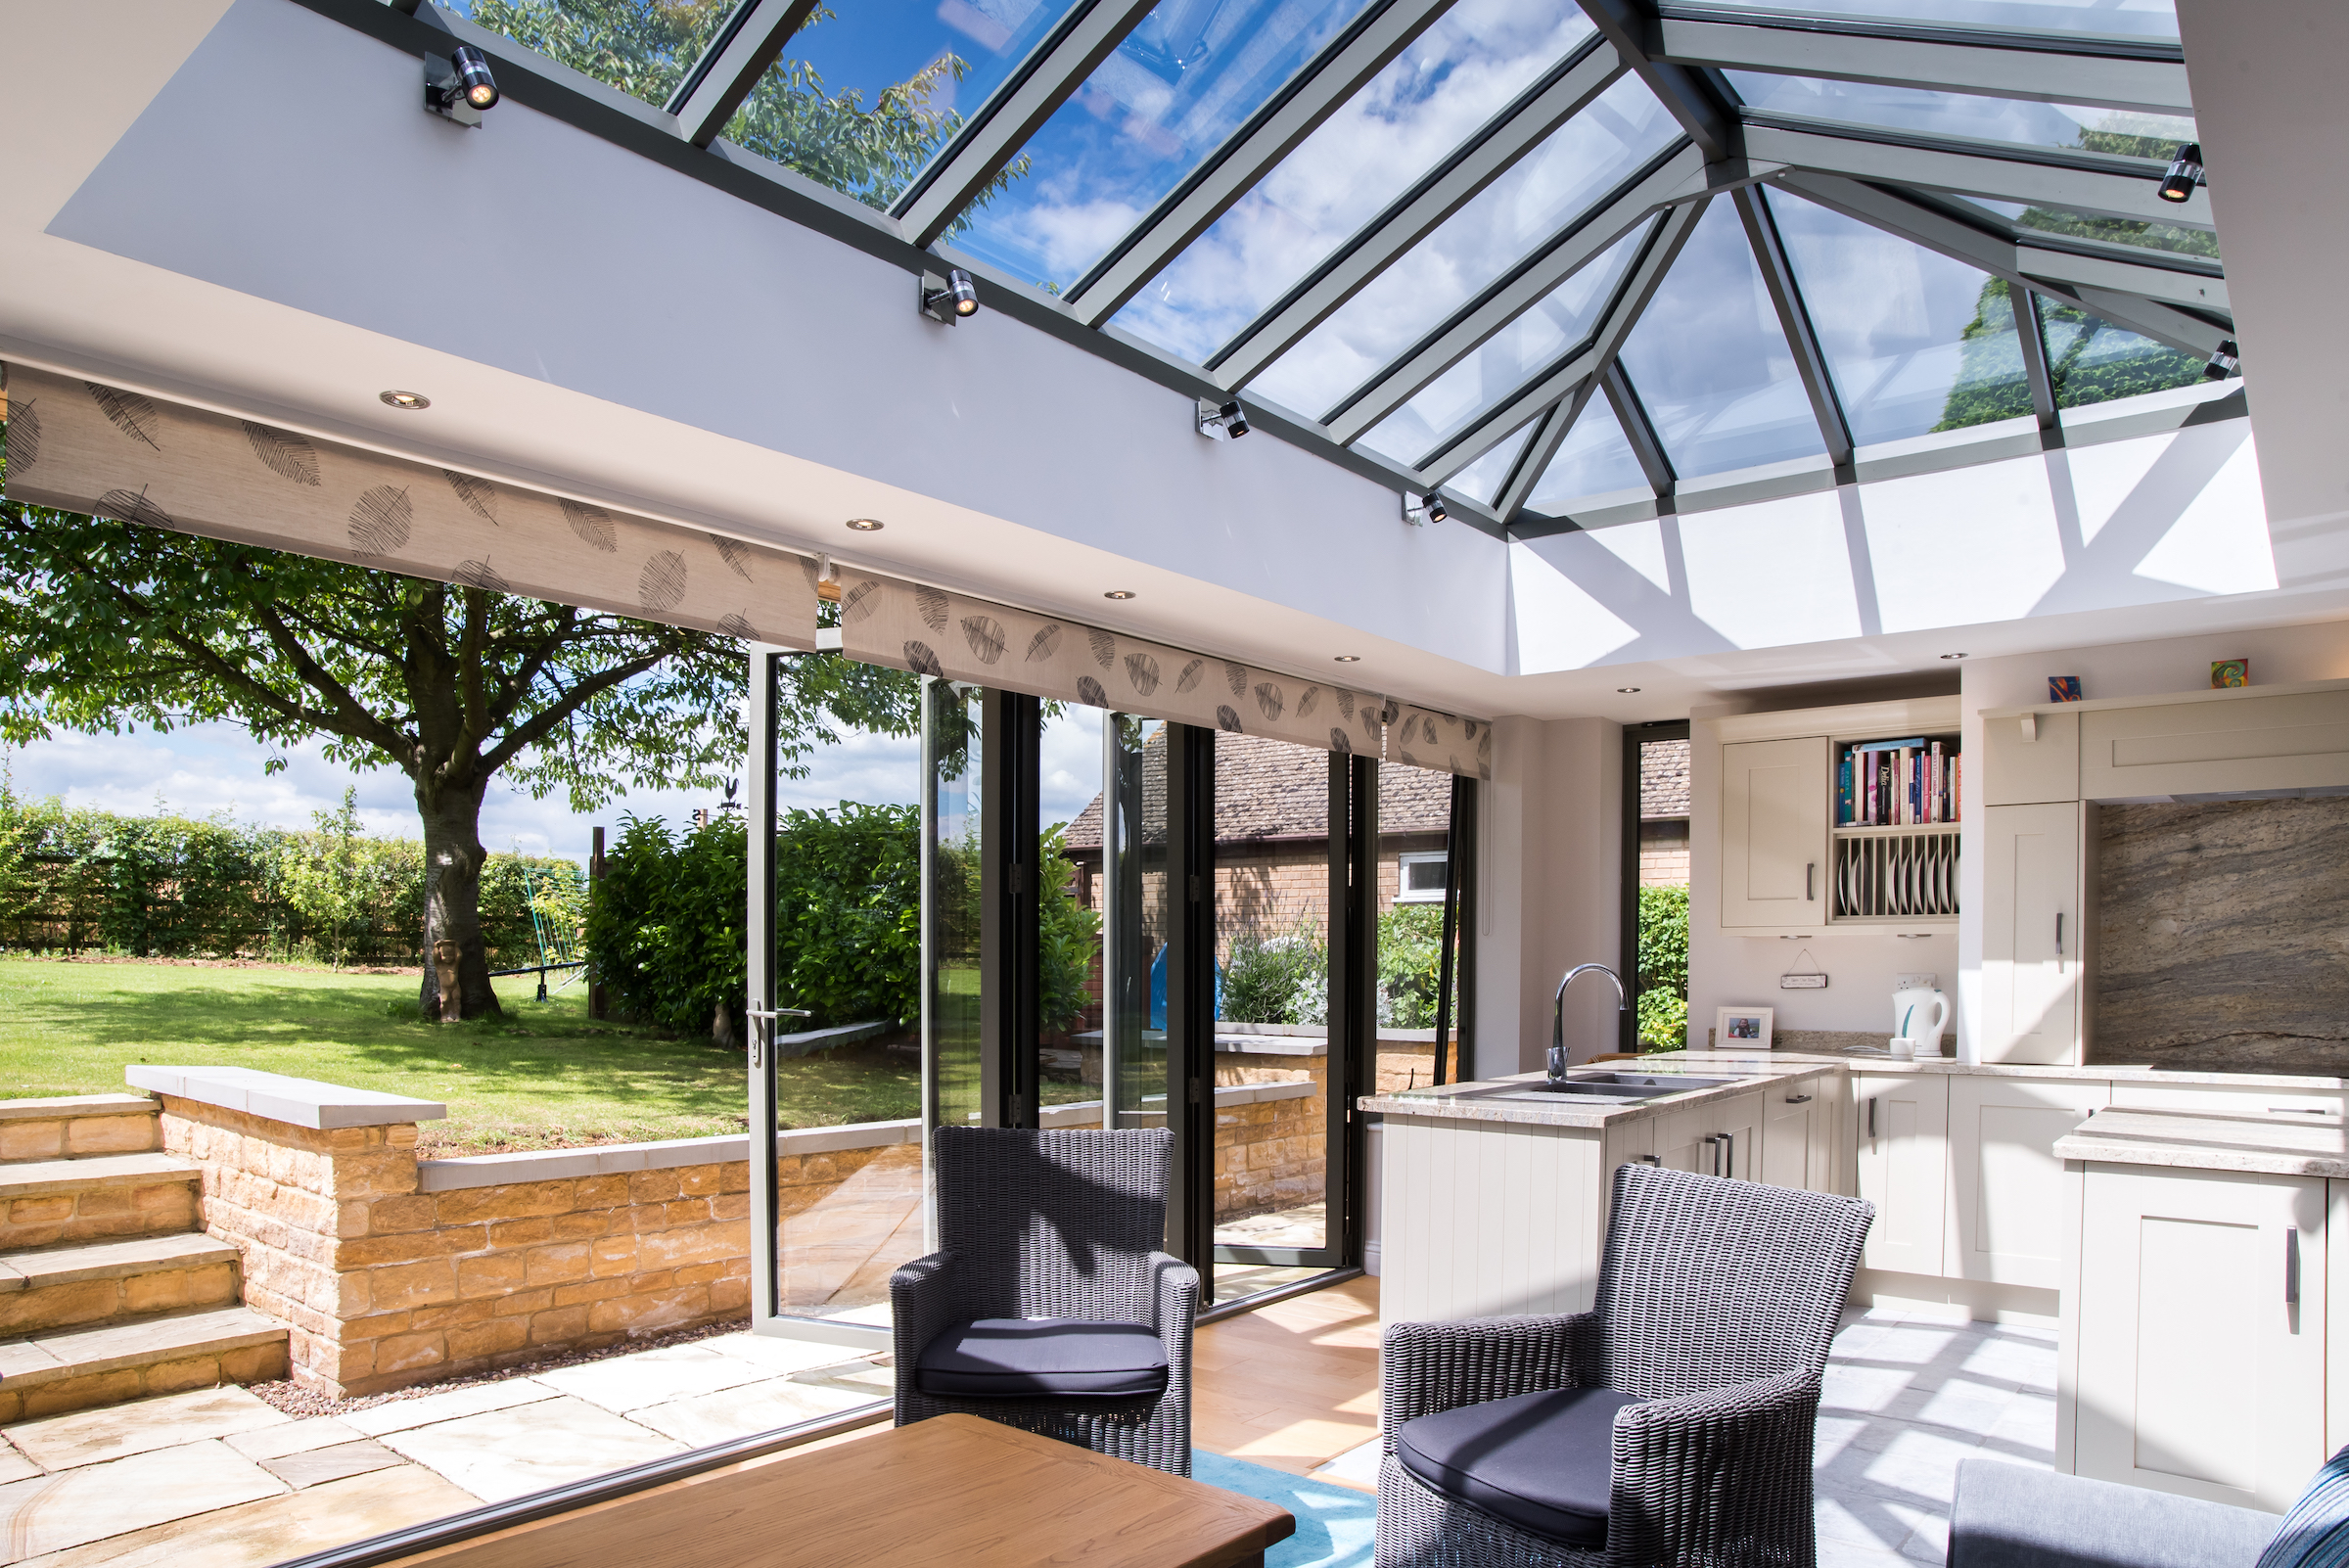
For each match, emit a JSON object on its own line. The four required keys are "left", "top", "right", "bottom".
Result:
{"left": 836, "top": 569, "right": 1491, "bottom": 776}
{"left": 1, "top": 364, "right": 819, "bottom": 648}
{"left": 1392, "top": 704, "right": 1494, "bottom": 780}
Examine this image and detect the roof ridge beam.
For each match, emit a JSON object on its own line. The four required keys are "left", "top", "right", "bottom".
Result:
{"left": 1064, "top": 0, "right": 1462, "bottom": 327}
{"left": 1416, "top": 198, "right": 1707, "bottom": 485}
{"left": 1652, "top": 15, "right": 2192, "bottom": 114}
{"left": 1326, "top": 146, "right": 1767, "bottom": 445}
{"left": 893, "top": 0, "right": 1163, "bottom": 247}
{"left": 1732, "top": 183, "right": 1854, "bottom": 477}
{"left": 668, "top": 0, "right": 821, "bottom": 148}
{"left": 1207, "top": 41, "right": 1629, "bottom": 389}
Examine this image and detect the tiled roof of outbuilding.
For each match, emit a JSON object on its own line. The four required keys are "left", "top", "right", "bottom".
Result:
{"left": 1064, "top": 730, "right": 1450, "bottom": 850}
{"left": 1641, "top": 737, "right": 1690, "bottom": 820}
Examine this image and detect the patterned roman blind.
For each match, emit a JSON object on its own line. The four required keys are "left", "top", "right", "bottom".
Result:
{"left": 835, "top": 569, "right": 1492, "bottom": 777}
{"left": 1, "top": 363, "right": 820, "bottom": 648}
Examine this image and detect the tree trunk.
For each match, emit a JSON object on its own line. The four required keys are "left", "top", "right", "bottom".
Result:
{"left": 417, "top": 777, "right": 502, "bottom": 1021}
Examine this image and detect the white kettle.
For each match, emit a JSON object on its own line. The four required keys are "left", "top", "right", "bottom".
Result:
{"left": 1892, "top": 979, "right": 1949, "bottom": 1057}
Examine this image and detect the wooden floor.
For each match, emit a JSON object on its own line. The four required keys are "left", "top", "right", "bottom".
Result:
{"left": 1192, "top": 1273, "right": 1381, "bottom": 1479}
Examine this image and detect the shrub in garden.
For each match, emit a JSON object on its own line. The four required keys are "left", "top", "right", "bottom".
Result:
{"left": 1221, "top": 919, "right": 1325, "bottom": 1026}
{"left": 1636, "top": 883, "right": 1690, "bottom": 1051}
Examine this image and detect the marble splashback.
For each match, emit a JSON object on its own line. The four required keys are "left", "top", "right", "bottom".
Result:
{"left": 2094, "top": 800, "right": 2349, "bottom": 1074}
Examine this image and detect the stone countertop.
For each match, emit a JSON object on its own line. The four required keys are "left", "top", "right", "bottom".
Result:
{"left": 1661, "top": 1049, "right": 2349, "bottom": 1090}
{"left": 1359, "top": 1059, "right": 1831, "bottom": 1130}
{"left": 2055, "top": 1106, "right": 2349, "bottom": 1176}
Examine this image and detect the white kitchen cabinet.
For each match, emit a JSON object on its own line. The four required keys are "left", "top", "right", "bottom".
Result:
{"left": 2081, "top": 687, "right": 2349, "bottom": 802}
{"left": 2071, "top": 1164, "right": 2326, "bottom": 1512}
{"left": 1720, "top": 737, "right": 1829, "bottom": 931}
{"left": 1856, "top": 1073, "right": 1949, "bottom": 1275}
{"left": 1762, "top": 1072, "right": 1836, "bottom": 1193}
{"left": 2330, "top": 1181, "right": 2349, "bottom": 1457}
{"left": 1978, "top": 803, "right": 2087, "bottom": 1065}
{"left": 1981, "top": 708, "right": 2081, "bottom": 806}
{"left": 1656, "top": 1090, "right": 1763, "bottom": 1180}
{"left": 1947, "top": 1076, "right": 2105, "bottom": 1288}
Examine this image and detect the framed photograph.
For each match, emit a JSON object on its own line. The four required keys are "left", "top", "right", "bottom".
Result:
{"left": 1714, "top": 1006, "right": 1774, "bottom": 1049}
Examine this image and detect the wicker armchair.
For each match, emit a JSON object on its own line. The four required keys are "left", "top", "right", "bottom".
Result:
{"left": 890, "top": 1126, "right": 1198, "bottom": 1475}
{"left": 1378, "top": 1162, "right": 1873, "bottom": 1568}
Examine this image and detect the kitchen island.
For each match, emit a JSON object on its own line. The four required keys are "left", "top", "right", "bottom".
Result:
{"left": 1362, "top": 1058, "right": 1850, "bottom": 1326}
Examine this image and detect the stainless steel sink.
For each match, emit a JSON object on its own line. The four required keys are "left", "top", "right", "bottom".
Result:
{"left": 1457, "top": 1073, "right": 1736, "bottom": 1105}
{"left": 1574, "top": 1073, "right": 1737, "bottom": 1091}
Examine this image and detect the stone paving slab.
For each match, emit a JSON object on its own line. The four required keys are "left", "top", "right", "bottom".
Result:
{"left": 0, "top": 1096, "right": 156, "bottom": 1124}
{"left": 0, "top": 1154, "right": 196, "bottom": 1200}
{"left": 259, "top": 1439, "right": 406, "bottom": 1490}
{"left": 0, "top": 1439, "right": 285, "bottom": 1562}
{"left": 13, "top": 1462, "right": 480, "bottom": 1568}
{"left": 0, "top": 1449, "right": 35, "bottom": 1487}
{"left": 627, "top": 1376, "right": 869, "bottom": 1448}
{"left": 375, "top": 1395, "right": 685, "bottom": 1503}
{"left": 3, "top": 1233, "right": 240, "bottom": 1288}
{"left": 340, "top": 1377, "right": 558, "bottom": 1437}
{"left": 533, "top": 1343, "right": 774, "bottom": 1414}
{"left": 5, "top": 1384, "right": 288, "bottom": 1470}
{"left": 225, "top": 1417, "right": 369, "bottom": 1462}
{"left": 4, "top": 1305, "right": 285, "bottom": 1388}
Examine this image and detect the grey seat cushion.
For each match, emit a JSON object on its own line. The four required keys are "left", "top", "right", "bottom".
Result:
{"left": 1395, "top": 1386, "right": 1642, "bottom": 1547}
{"left": 916, "top": 1318, "right": 1169, "bottom": 1398}
{"left": 1951, "top": 1459, "right": 2280, "bottom": 1568}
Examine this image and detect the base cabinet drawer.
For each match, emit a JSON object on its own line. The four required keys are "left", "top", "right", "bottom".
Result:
{"left": 2070, "top": 1164, "right": 2326, "bottom": 1513}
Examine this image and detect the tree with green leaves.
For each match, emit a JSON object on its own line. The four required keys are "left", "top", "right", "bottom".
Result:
{"left": 1934, "top": 275, "right": 2206, "bottom": 432}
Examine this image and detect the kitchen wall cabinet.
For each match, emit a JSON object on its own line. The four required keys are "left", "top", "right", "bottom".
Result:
{"left": 2069, "top": 1164, "right": 2326, "bottom": 1512}
{"left": 1856, "top": 1073, "right": 1950, "bottom": 1275}
{"left": 1978, "top": 803, "right": 2088, "bottom": 1065}
{"left": 1720, "top": 737, "right": 1829, "bottom": 932}
{"left": 1947, "top": 1076, "right": 2107, "bottom": 1288}
{"left": 2080, "top": 688, "right": 2349, "bottom": 802}
{"left": 1981, "top": 708, "right": 2080, "bottom": 806}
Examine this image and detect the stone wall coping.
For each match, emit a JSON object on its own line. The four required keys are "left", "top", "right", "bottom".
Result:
{"left": 413, "top": 1118, "right": 923, "bottom": 1192}
{"left": 0, "top": 1093, "right": 157, "bottom": 1122}
{"left": 1036, "top": 1080, "right": 1316, "bottom": 1128}
{"left": 128, "top": 1067, "right": 447, "bottom": 1129}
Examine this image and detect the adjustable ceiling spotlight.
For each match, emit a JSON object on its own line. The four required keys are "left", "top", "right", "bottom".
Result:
{"left": 2204, "top": 339, "right": 2241, "bottom": 381}
{"left": 1196, "top": 397, "right": 1250, "bottom": 440}
{"left": 814, "top": 552, "right": 842, "bottom": 604}
{"left": 425, "top": 46, "right": 500, "bottom": 127}
{"left": 2157, "top": 142, "right": 2203, "bottom": 204}
{"left": 1402, "top": 491, "right": 1449, "bottom": 527}
{"left": 920, "top": 269, "right": 979, "bottom": 324}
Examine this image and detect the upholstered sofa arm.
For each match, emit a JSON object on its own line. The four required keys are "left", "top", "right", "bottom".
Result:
{"left": 1949, "top": 1459, "right": 2278, "bottom": 1568}
{"left": 1381, "top": 1314, "right": 1600, "bottom": 1445}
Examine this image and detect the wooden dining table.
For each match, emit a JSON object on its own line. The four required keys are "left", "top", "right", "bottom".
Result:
{"left": 386, "top": 1412, "right": 1297, "bottom": 1568}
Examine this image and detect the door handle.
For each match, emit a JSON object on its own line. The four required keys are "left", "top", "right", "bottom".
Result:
{"left": 1866, "top": 1100, "right": 1876, "bottom": 1139}
{"left": 1703, "top": 1134, "right": 1720, "bottom": 1176}
{"left": 2287, "top": 1227, "right": 2301, "bottom": 1306}
{"left": 744, "top": 1006, "right": 812, "bottom": 1069}
{"left": 1806, "top": 862, "right": 1816, "bottom": 901}
{"left": 1638, "top": 1154, "right": 1660, "bottom": 1167}
{"left": 1786, "top": 1093, "right": 1812, "bottom": 1105}
{"left": 2055, "top": 912, "right": 2064, "bottom": 971}
{"left": 1720, "top": 1131, "right": 1735, "bottom": 1177}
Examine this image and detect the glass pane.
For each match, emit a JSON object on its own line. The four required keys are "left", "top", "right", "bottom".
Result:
{"left": 1765, "top": 188, "right": 2032, "bottom": 444}
{"left": 1376, "top": 758, "right": 1458, "bottom": 1091}
{"left": 722, "top": 0, "right": 1088, "bottom": 214}
{"left": 1729, "top": 74, "right": 2195, "bottom": 161}
{"left": 1631, "top": 735, "right": 1689, "bottom": 1053}
{"left": 928, "top": 680, "right": 984, "bottom": 1138}
{"left": 1443, "top": 420, "right": 1537, "bottom": 506}
{"left": 1251, "top": 74, "right": 1681, "bottom": 420}
{"left": 452, "top": 0, "right": 729, "bottom": 107}
{"left": 1524, "top": 393, "right": 1648, "bottom": 513}
{"left": 1968, "top": 198, "right": 2221, "bottom": 260}
{"left": 1112, "top": 0, "right": 1598, "bottom": 365}
{"left": 945, "top": 0, "right": 1380, "bottom": 292}
{"left": 1038, "top": 704, "right": 1107, "bottom": 1119}
{"left": 1095, "top": 716, "right": 1172, "bottom": 1130}
{"left": 1678, "top": 0, "right": 2178, "bottom": 40}
{"left": 767, "top": 652, "right": 927, "bottom": 1327}
{"left": 1615, "top": 199, "right": 1827, "bottom": 479}
{"left": 1354, "top": 224, "right": 1646, "bottom": 467}
{"left": 1213, "top": 734, "right": 1334, "bottom": 1298}
{"left": 2040, "top": 304, "right": 2206, "bottom": 410}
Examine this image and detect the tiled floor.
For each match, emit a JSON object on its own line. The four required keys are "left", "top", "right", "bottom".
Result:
{"left": 0, "top": 1281, "right": 2052, "bottom": 1568}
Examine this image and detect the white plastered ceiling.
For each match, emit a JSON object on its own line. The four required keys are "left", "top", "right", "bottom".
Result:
{"left": 4, "top": 0, "right": 2347, "bottom": 725}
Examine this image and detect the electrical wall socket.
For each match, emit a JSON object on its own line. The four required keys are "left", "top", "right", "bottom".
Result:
{"left": 1896, "top": 973, "right": 1938, "bottom": 990}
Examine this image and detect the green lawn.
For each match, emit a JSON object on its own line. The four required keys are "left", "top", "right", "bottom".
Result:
{"left": 0, "top": 958, "right": 927, "bottom": 1154}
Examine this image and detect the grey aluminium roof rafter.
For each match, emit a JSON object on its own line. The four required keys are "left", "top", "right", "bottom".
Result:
{"left": 666, "top": 0, "right": 820, "bottom": 148}
{"left": 1648, "top": 10, "right": 2192, "bottom": 115}
{"left": 891, "top": 0, "right": 1164, "bottom": 247}
{"left": 1063, "top": 0, "right": 1461, "bottom": 328}
{"left": 1603, "top": 360, "right": 1680, "bottom": 499}
{"left": 2011, "top": 285, "right": 2062, "bottom": 441}
{"left": 1575, "top": 0, "right": 1738, "bottom": 162}
{"left": 1491, "top": 378, "right": 1600, "bottom": 520}
{"left": 1416, "top": 198, "right": 1708, "bottom": 486}
{"left": 1732, "top": 182, "right": 1854, "bottom": 476}
{"left": 1207, "top": 36, "right": 1628, "bottom": 391}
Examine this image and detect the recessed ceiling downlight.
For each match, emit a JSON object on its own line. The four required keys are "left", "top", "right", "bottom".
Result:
{"left": 1104, "top": 590, "right": 1136, "bottom": 600}
{"left": 845, "top": 518, "right": 884, "bottom": 531}
{"left": 380, "top": 391, "right": 431, "bottom": 410}
{"left": 1617, "top": 687, "right": 1640, "bottom": 693}
{"left": 1940, "top": 652, "right": 1967, "bottom": 660}
{"left": 1334, "top": 655, "right": 1361, "bottom": 664}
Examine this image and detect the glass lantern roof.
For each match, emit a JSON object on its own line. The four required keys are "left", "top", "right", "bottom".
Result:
{"left": 439, "top": 0, "right": 2234, "bottom": 531}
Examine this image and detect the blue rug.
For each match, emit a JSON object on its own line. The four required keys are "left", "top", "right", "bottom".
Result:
{"left": 1191, "top": 1450, "right": 1376, "bottom": 1568}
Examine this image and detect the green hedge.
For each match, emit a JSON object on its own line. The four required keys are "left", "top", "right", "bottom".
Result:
{"left": 0, "top": 792, "right": 580, "bottom": 966}
{"left": 1635, "top": 883, "right": 1690, "bottom": 1051}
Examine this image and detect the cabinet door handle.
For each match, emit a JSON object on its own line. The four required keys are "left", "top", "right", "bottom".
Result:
{"left": 1866, "top": 1100, "right": 1876, "bottom": 1139}
{"left": 1721, "top": 1131, "right": 1735, "bottom": 1176}
{"left": 2286, "top": 1227, "right": 2301, "bottom": 1306}
{"left": 1638, "top": 1154, "right": 1660, "bottom": 1167}
{"left": 1703, "top": 1134, "right": 1720, "bottom": 1176}
{"left": 1785, "top": 1094, "right": 1812, "bottom": 1105}
{"left": 1806, "top": 862, "right": 1816, "bottom": 901}
{"left": 2055, "top": 912, "right": 2064, "bottom": 969}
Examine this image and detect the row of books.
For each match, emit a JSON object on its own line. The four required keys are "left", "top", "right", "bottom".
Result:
{"left": 1838, "top": 737, "right": 1959, "bottom": 826}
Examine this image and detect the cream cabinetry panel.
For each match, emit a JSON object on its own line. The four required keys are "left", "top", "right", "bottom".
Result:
{"left": 1656, "top": 1090, "right": 1763, "bottom": 1180}
{"left": 2331, "top": 1182, "right": 2349, "bottom": 1457}
{"left": 1982, "top": 709, "right": 2081, "bottom": 806}
{"left": 2108, "top": 1082, "right": 2347, "bottom": 1116}
{"left": 1979, "top": 803, "right": 2085, "bottom": 1065}
{"left": 1856, "top": 1073, "right": 1949, "bottom": 1275}
{"left": 1378, "top": 1117, "right": 1608, "bottom": 1322}
{"left": 1762, "top": 1073, "right": 1837, "bottom": 1193}
{"left": 2082, "top": 689, "right": 2349, "bottom": 801}
{"left": 1947, "top": 1076, "right": 2105, "bottom": 1288}
{"left": 2072, "top": 1165, "right": 2326, "bottom": 1512}
{"left": 1720, "top": 737, "right": 1829, "bottom": 931}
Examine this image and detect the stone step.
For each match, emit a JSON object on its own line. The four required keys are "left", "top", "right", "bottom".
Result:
{"left": 0, "top": 1153, "right": 203, "bottom": 1249}
{"left": 0, "top": 1305, "right": 290, "bottom": 1423}
{"left": 0, "top": 1232, "right": 243, "bottom": 1337}
{"left": 0, "top": 1093, "right": 161, "bottom": 1162}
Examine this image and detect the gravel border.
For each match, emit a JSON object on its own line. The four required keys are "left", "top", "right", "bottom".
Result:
{"left": 242, "top": 1314, "right": 883, "bottom": 1420}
